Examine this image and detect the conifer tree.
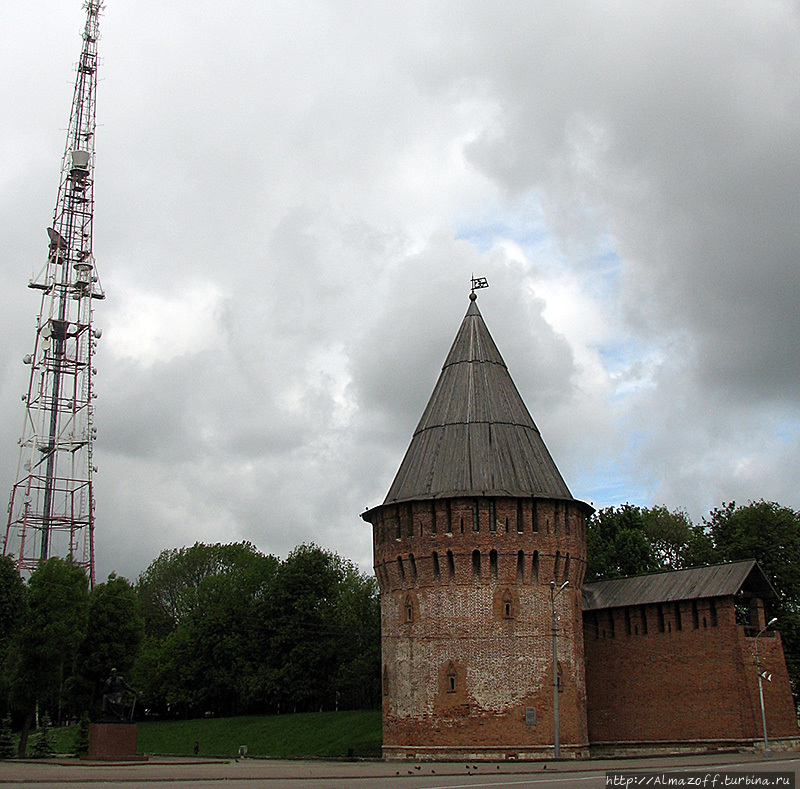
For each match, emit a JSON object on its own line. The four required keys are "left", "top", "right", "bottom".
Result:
{"left": 0, "top": 715, "right": 14, "bottom": 759}
{"left": 30, "top": 714, "right": 54, "bottom": 758}
{"left": 73, "top": 712, "right": 90, "bottom": 757}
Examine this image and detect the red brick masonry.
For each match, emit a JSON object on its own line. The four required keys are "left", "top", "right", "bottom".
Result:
{"left": 583, "top": 596, "right": 798, "bottom": 746}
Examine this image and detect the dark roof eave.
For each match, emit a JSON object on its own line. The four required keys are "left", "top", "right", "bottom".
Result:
{"left": 362, "top": 493, "right": 594, "bottom": 524}
{"left": 582, "top": 560, "right": 779, "bottom": 611}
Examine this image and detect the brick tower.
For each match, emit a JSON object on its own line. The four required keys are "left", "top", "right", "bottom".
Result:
{"left": 362, "top": 289, "right": 593, "bottom": 760}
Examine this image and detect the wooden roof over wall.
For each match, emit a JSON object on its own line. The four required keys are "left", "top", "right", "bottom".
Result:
{"left": 582, "top": 560, "right": 778, "bottom": 611}
{"left": 381, "top": 294, "right": 577, "bottom": 506}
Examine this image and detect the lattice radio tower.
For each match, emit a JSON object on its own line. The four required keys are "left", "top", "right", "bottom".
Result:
{"left": 3, "top": 1, "right": 105, "bottom": 586}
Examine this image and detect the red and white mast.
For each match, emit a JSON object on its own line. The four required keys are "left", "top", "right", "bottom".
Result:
{"left": 3, "top": 1, "right": 105, "bottom": 586}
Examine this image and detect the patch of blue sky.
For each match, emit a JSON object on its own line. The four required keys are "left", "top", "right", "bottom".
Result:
{"left": 594, "top": 327, "right": 665, "bottom": 402}
{"left": 594, "top": 340, "right": 638, "bottom": 375}
{"left": 592, "top": 339, "right": 658, "bottom": 403}
{"left": 774, "top": 418, "right": 800, "bottom": 445}
{"left": 457, "top": 221, "right": 550, "bottom": 256}
{"left": 455, "top": 196, "right": 625, "bottom": 300}
{"left": 574, "top": 448, "right": 654, "bottom": 510}
{"left": 454, "top": 193, "right": 552, "bottom": 257}
{"left": 581, "top": 245, "right": 622, "bottom": 302}
{"left": 625, "top": 430, "right": 649, "bottom": 452}
{"left": 573, "top": 470, "right": 649, "bottom": 511}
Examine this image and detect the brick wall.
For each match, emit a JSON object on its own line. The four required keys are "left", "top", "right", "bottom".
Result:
{"left": 584, "top": 595, "right": 798, "bottom": 745}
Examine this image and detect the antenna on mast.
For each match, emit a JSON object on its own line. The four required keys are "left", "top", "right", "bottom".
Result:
{"left": 2, "top": 0, "right": 105, "bottom": 587}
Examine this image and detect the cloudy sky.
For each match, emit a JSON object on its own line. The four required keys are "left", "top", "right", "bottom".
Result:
{"left": 1, "top": 0, "right": 799, "bottom": 582}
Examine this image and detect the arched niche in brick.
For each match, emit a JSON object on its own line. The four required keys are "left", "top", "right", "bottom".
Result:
{"left": 493, "top": 586, "right": 519, "bottom": 621}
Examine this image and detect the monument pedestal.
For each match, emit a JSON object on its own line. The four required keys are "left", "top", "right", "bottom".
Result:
{"left": 86, "top": 723, "right": 147, "bottom": 761}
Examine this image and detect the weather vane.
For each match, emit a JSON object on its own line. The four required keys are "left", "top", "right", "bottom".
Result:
{"left": 470, "top": 276, "right": 489, "bottom": 293}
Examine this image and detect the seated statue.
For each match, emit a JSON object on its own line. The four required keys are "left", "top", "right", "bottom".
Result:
{"left": 101, "top": 668, "right": 137, "bottom": 721}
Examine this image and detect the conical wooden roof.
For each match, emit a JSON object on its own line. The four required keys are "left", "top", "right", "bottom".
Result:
{"left": 383, "top": 293, "right": 573, "bottom": 505}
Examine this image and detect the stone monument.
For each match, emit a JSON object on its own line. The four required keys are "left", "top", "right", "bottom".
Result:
{"left": 86, "top": 669, "right": 147, "bottom": 761}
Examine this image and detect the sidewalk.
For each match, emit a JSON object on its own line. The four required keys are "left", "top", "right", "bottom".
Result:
{"left": 0, "top": 750, "right": 797, "bottom": 784}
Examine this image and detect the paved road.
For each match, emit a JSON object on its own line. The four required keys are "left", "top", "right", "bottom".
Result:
{"left": 1, "top": 752, "right": 798, "bottom": 788}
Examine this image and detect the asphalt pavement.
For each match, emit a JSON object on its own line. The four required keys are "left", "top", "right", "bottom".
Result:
{"left": 0, "top": 750, "right": 799, "bottom": 788}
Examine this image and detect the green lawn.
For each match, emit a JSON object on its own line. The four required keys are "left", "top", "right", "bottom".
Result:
{"left": 42, "top": 710, "right": 382, "bottom": 759}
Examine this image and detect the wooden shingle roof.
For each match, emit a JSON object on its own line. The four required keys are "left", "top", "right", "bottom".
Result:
{"left": 582, "top": 560, "right": 778, "bottom": 611}
{"left": 381, "top": 293, "right": 575, "bottom": 506}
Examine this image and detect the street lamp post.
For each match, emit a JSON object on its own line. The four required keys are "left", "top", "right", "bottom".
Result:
{"left": 550, "top": 579, "right": 569, "bottom": 759}
{"left": 755, "top": 616, "right": 778, "bottom": 757}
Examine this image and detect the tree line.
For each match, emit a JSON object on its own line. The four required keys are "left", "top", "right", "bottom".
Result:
{"left": 0, "top": 542, "right": 380, "bottom": 756}
{"left": 0, "top": 500, "right": 798, "bottom": 756}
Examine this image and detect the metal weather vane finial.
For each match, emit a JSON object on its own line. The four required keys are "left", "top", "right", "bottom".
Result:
{"left": 471, "top": 276, "right": 489, "bottom": 293}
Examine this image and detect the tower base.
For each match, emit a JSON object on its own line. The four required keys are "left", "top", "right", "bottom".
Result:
{"left": 383, "top": 743, "right": 590, "bottom": 761}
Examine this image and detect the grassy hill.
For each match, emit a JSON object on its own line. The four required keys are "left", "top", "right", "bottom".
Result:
{"left": 44, "top": 710, "right": 382, "bottom": 759}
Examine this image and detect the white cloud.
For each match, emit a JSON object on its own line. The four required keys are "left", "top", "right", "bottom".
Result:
{"left": 1, "top": 0, "right": 799, "bottom": 581}
{"left": 104, "top": 282, "right": 226, "bottom": 366}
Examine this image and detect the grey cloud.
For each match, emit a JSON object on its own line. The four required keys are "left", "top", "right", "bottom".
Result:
{"left": 2, "top": 0, "right": 799, "bottom": 581}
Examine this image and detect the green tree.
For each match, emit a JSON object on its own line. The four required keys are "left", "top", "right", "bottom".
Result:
{"left": 132, "top": 541, "right": 381, "bottom": 719}
{"left": 30, "top": 713, "right": 54, "bottom": 758}
{"left": 260, "top": 544, "right": 346, "bottom": 712}
{"left": 171, "top": 553, "right": 278, "bottom": 717}
{"left": 69, "top": 573, "right": 144, "bottom": 716}
{"left": 0, "top": 557, "right": 25, "bottom": 653}
{"left": 333, "top": 567, "right": 381, "bottom": 710}
{"left": 133, "top": 542, "right": 278, "bottom": 717}
{"left": 587, "top": 504, "right": 716, "bottom": 581}
{"left": 7, "top": 557, "right": 89, "bottom": 755}
{"left": 586, "top": 505, "right": 659, "bottom": 581}
{"left": 706, "top": 501, "right": 800, "bottom": 601}
{"left": 136, "top": 542, "right": 271, "bottom": 638}
{"left": 0, "top": 714, "right": 14, "bottom": 759}
{"left": 130, "top": 634, "right": 171, "bottom": 718}
{"left": 73, "top": 711, "right": 90, "bottom": 757}
{"left": 254, "top": 544, "right": 380, "bottom": 714}
{"left": 641, "top": 506, "right": 715, "bottom": 569}
{"left": 705, "top": 500, "right": 800, "bottom": 695}
{"left": 0, "top": 556, "right": 26, "bottom": 715}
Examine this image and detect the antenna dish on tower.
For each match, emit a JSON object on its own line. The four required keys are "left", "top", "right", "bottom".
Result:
{"left": 47, "top": 227, "right": 67, "bottom": 249}
{"left": 70, "top": 150, "right": 90, "bottom": 171}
